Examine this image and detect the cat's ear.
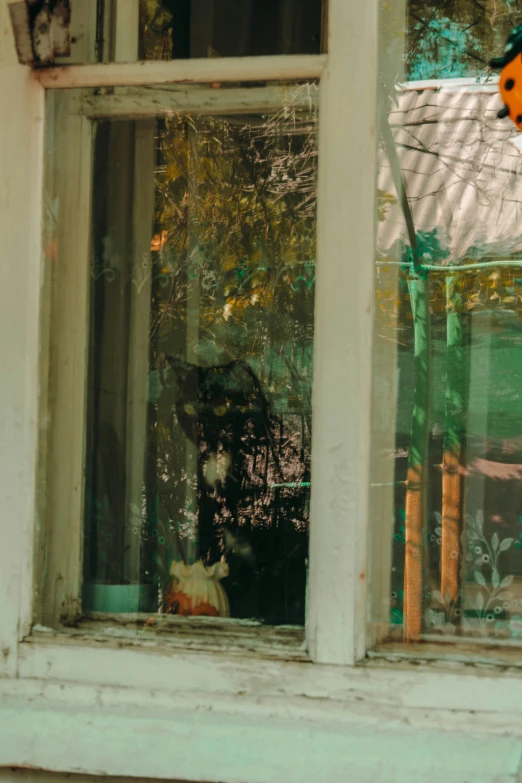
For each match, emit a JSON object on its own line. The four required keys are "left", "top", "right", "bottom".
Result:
{"left": 164, "top": 355, "right": 199, "bottom": 390}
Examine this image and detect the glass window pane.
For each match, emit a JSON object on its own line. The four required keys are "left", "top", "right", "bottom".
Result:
{"left": 139, "top": 0, "right": 326, "bottom": 59}
{"left": 82, "top": 84, "right": 317, "bottom": 624}
{"left": 371, "top": 0, "right": 522, "bottom": 644}
{"left": 60, "top": 1, "right": 326, "bottom": 63}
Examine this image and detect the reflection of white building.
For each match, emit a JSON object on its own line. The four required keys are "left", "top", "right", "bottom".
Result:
{"left": 379, "top": 77, "right": 522, "bottom": 260}
{"left": 377, "top": 79, "right": 522, "bottom": 450}
{"left": 374, "top": 78, "right": 522, "bottom": 641}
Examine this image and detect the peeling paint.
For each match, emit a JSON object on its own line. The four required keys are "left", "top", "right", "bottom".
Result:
{"left": 8, "top": 0, "right": 70, "bottom": 66}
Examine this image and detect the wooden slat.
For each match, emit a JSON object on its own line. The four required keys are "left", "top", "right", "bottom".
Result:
{"left": 81, "top": 83, "right": 319, "bottom": 118}
{"left": 35, "top": 54, "right": 327, "bottom": 89}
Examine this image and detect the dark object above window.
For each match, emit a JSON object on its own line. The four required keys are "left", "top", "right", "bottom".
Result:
{"left": 9, "top": 0, "right": 71, "bottom": 66}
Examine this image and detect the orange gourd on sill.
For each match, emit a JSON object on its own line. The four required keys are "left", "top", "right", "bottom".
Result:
{"left": 164, "top": 559, "right": 230, "bottom": 617}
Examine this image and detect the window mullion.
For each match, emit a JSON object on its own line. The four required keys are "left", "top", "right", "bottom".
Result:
{"left": 37, "top": 93, "right": 94, "bottom": 628}
{"left": 0, "top": 56, "right": 45, "bottom": 674}
{"left": 39, "top": 76, "right": 321, "bottom": 633}
{"left": 113, "top": 0, "right": 140, "bottom": 63}
{"left": 306, "top": 0, "right": 379, "bottom": 665}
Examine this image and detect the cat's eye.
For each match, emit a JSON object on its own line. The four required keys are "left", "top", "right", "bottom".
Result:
{"left": 213, "top": 405, "right": 228, "bottom": 417}
{"left": 184, "top": 403, "right": 197, "bottom": 416}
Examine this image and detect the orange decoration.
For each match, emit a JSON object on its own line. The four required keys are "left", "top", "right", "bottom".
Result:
{"left": 404, "top": 464, "right": 424, "bottom": 642}
{"left": 441, "top": 448, "right": 461, "bottom": 606}
{"left": 165, "top": 560, "right": 230, "bottom": 618}
{"left": 164, "top": 589, "right": 219, "bottom": 617}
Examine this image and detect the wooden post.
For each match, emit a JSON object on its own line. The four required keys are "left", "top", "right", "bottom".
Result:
{"left": 440, "top": 277, "right": 467, "bottom": 610}
{"left": 404, "top": 274, "right": 432, "bottom": 641}
{"left": 184, "top": 124, "right": 201, "bottom": 566}
{"left": 369, "top": 260, "right": 400, "bottom": 643}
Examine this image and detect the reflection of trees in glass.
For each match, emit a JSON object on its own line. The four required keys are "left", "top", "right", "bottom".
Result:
{"left": 139, "top": 0, "right": 174, "bottom": 60}
{"left": 85, "top": 86, "right": 318, "bottom": 625}
{"left": 376, "top": 254, "right": 522, "bottom": 638}
{"left": 138, "top": 0, "right": 324, "bottom": 60}
{"left": 376, "top": 61, "right": 522, "bottom": 639}
{"left": 381, "top": 0, "right": 522, "bottom": 81}
{"left": 144, "top": 94, "right": 318, "bottom": 623}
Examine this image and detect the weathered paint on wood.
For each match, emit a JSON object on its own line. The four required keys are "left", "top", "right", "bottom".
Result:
{"left": 1, "top": 674, "right": 522, "bottom": 783}
{"left": 0, "top": 0, "right": 45, "bottom": 675}
{"left": 9, "top": 0, "right": 70, "bottom": 66}
{"left": 80, "top": 83, "right": 319, "bottom": 119}
{"left": 306, "top": 0, "right": 378, "bottom": 664}
{"left": 34, "top": 53, "right": 327, "bottom": 88}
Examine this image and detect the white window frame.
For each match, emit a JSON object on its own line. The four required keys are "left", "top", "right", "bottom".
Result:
{"left": 2, "top": 1, "right": 522, "bottom": 781}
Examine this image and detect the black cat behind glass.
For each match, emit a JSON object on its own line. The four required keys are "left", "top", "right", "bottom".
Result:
{"left": 83, "top": 92, "right": 317, "bottom": 626}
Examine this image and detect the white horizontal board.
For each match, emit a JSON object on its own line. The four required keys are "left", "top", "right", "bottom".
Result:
{"left": 1, "top": 677, "right": 522, "bottom": 783}
{"left": 81, "top": 84, "right": 319, "bottom": 118}
{"left": 17, "top": 636, "right": 522, "bottom": 726}
{"left": 35, "top": 55, "right": 327, "bottom": 89}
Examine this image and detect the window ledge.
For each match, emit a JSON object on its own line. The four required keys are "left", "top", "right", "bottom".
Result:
{"left": 4, "top": 641, "right": 522, "bottom": 782}
{"left": 15, "top": 633, "right": 522, "bottom": 721}
{"left": 32, "top": 615, "right": 308, "bottom": 662}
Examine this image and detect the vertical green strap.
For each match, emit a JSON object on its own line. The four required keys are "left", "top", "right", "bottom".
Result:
{"left": 444, "top": 277, "right": 465, "bottom": 454}
{"left": 407, "top": 275, "right": 432, "bottom": 474}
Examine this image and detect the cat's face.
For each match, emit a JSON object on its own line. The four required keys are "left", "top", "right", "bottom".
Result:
{"left": 165, "top": 356, "right": 267, "bottom": 447}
